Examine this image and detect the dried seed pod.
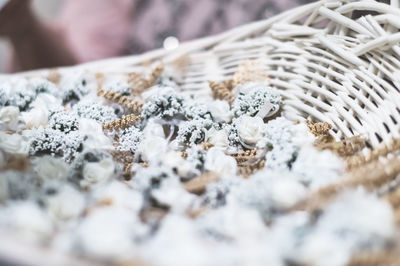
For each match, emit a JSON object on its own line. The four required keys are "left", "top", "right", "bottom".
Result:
{"left": 232, "top": 60, "right": 269, "bottom": 87}
{"left": 184, "top": 171, "right": 220, "bottom": 194}
{"left": 128, "top": 73, "right": 150, "bottom": 95}
{"left": 109, "top": 150, "right": 134, "bottom": 165}
{"left": 97, "top": 89, "right": 143, "bottom": 114}
{"left": 4, "top": 155, "right": 30, "bottom": 172}
{"left": 208, "top": 80, "right": 235, "bottom": 105}
{"left": 102, "top": 114, "right": 141, "bottom": 131}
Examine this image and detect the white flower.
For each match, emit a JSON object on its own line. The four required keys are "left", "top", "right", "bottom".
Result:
{"left": 207, "top": 100, "right": 232, "bottom": 123}
{"left": 0, "top": 132, "right": 29, "bottom": 155}
{"left": 205, "top": 128, "right": 229, "bottom": 151}
{"left": 205, "top": 147, "right": 237, "bottom": 176}
{"left": 236, "top": 115, "right": 264, "bottom": 145}
{"left": 81, "top": 158, "right": 115, "bottom": 188}
{"left": 46, "top": 185, "right": 85, "bottom": 221}
{"left": 143, "top": 119, "right": 165, "bottom": 138}
{"left": 21, "top": 106, "right": 48, "bottom": 129}
{"left": 137, "top": 136, "right": 168, "bottom": 163}
{"left": 32, "top": 93, "right": 62, "bottom": 110}
{"left": 0, "top": 106, "right": 20, "bottom": 130}
{"left": 5, "top": 202, "right": 53, "bottom": 242}
{"left": 163, "top": 151, "right": 198, "bottom": 179}
{"left": 79, "top": 118, "right": 113, "bottom": 150}
{"left": 33, "top": 156, "right": 69, "bottom": 181}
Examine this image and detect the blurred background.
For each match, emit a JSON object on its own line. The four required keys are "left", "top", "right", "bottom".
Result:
{"left": 0, "top": 0, "right": 61, "bottom": 72}
{"left": 0, "top": 0, "right": 310, "bottom": 73}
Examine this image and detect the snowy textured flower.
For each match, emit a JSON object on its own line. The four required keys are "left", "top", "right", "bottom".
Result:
{"left": 207, "top": 100, "right": 232, "bottom": 123}
{"left": 205, "top": 147, "right": 237, "bottom": 176}
{"left": 60, "top": 72, "right": 95, "bottom": 104}
{"left": 118, "top": 125, "right": 143, "bottom": 153}
{"left": 103, "top": 79, "right": 131, "bottom": 96}
{"left": 142, "top": 87, "right": 185, "bottom": 120}
{"left": 184, "top": 100, "right": 212, "bottom": 120}
{"left": 48, "top": 111, "right": 79, "bottom": 133}
{"left": 233, "top": 82, "right": 281, "bottom": 118}
{"left": 28, "top": 128, "right": 84, "bottom": 162}
{"left": 0, "top": 106, "right": 20, "bottom": 130}
{"left": 236, "top": 115, "right": 264, "bottom": 146}
{"left": 177, "top": 118, "right": 216, "bottom": 146}
{"left": 74, "top": 101, "right": 117, "bottom": 124}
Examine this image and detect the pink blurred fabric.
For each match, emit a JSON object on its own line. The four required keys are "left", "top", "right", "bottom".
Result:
{"left": 55, "top": 0, "right": 312, "bottom": 63}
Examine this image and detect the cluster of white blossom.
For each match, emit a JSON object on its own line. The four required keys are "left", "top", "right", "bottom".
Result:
{"left": 0, "top": 70, "right": 395, "bottom": 266}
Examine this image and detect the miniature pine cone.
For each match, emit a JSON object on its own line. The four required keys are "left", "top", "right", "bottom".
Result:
{"left": 232, "top": 60, "right": 269, "bottom": 87}
{"left": 102, "top": 114, "right": 141, "bottom": 131}
{"left": 97, "top": 89, "right": 143, "bottom": 114}
{"left": 208, "top": 81, "right": 235, "bottom": 105}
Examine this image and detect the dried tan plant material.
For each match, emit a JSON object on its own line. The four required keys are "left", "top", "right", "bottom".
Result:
{"left": 232, "top": 149, "right": 258, "bottom": 164}
{"left": 102, "top": 114, "right": 141, "bottom": 131}
{"left": 385, "top": 186, "right": 400, "bottom": 209}
{"left": 346, "top": 138, "right": 400, "bottom": 170}
{"left": 4, "top": 155, "right": 30, "bottom": 172}
{"left": 348, "top": 251, "right": 400, "bottom": 266}
{"left": 128, "top": 64, "right": 164, "bottom": 95}
{"left": 238, "top": 160, "right": 265, "bottom": 178}
{"left": 128, "top": 73, "right": 150, "bottom": 95}
{"left": 109, "top": 150, "right": 134, "bottom": 165}
{"left": 168, "top": 54, "right": 190, "bottom": 75}
{"left": 47, "top": 69, "right": 61, "bottom": 84}
{"left": 297, "top": 157, "right": 400, "bottom": 212}
{"left": 83, "top": 198, "right": 114, "bottom": 216}
{"left": 97, "top": 89, "right": 143, "bottom": 114}
{"left": 318, "top": 136, "right": 366, "bottom": 157}
{"left": 199, "top": 142, "right": 214, "bottom": 150}
{"left": 232, "top": 60, "right": 269, "bottom": 87}
{"left": 148, "top": 64, "right": 164, "bottom": 85}
{"left": 186, "top": 207, "right": 208, "bottom": 219}
{"left": 306, "top": 120, "right": 332, "bottom": 136}
{"left": 184, "top": 172, "right": 220, "bottom": 194}
{"left": 181, "top": 150, "right": 188, "bottom": 159}
{"left": 208, "top": 81, "right": 235, "bottom": 105}
{"left": 140, "top": 207, "right": 168, "bottom": 223}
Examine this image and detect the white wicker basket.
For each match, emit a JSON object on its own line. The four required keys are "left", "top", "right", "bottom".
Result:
{"left": 2, "top": 0, "right": 400, "bottom": 264}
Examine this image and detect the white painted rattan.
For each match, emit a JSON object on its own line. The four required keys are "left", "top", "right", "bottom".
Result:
{"left": 3, "top": 0, "right": 400, "bottom": 148}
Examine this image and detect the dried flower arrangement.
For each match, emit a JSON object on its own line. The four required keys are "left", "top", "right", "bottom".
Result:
{"left": 0, "top": 58, "right": 399, "bottom": 266}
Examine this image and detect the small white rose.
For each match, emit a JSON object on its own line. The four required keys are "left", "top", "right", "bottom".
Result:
{"left": 143, "top": 119, "right": 165, "bottom": 138}
{"left": 0, "top": 132, "right": 29, "bottom": 155}
{"left": 79, "top": 118, "right": 113, "bottom": 150}
{"left": 0, "top": 106, "right": 20, "bottom": 131}
{"left": 208, "top": 100, "right": 232, "bottom": 123}
{"left": 137, "top": 136, "right": 168, "bottom": 163}
{"left": 33, "top": 156, "right": 69, "bottom": 181}
{"left": 21, "top": 106, "right": 48, "bottom": 129}
{"left": 205, "top": 147, "right": 237, "bottom": 176}
{"left": 205, "top": 128, "right": 229, "bottom": 151}
{"left": 81, "top": 158, "right": 115, "bottom": 188}
{"left": 163, "top": 151, "right": 198, "bottom": 179}
{"left": 46, "top": 185, "right": 85, "bottom": 221}
{"left": 236, "top": 115, "right": 264, "bottom": 145}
